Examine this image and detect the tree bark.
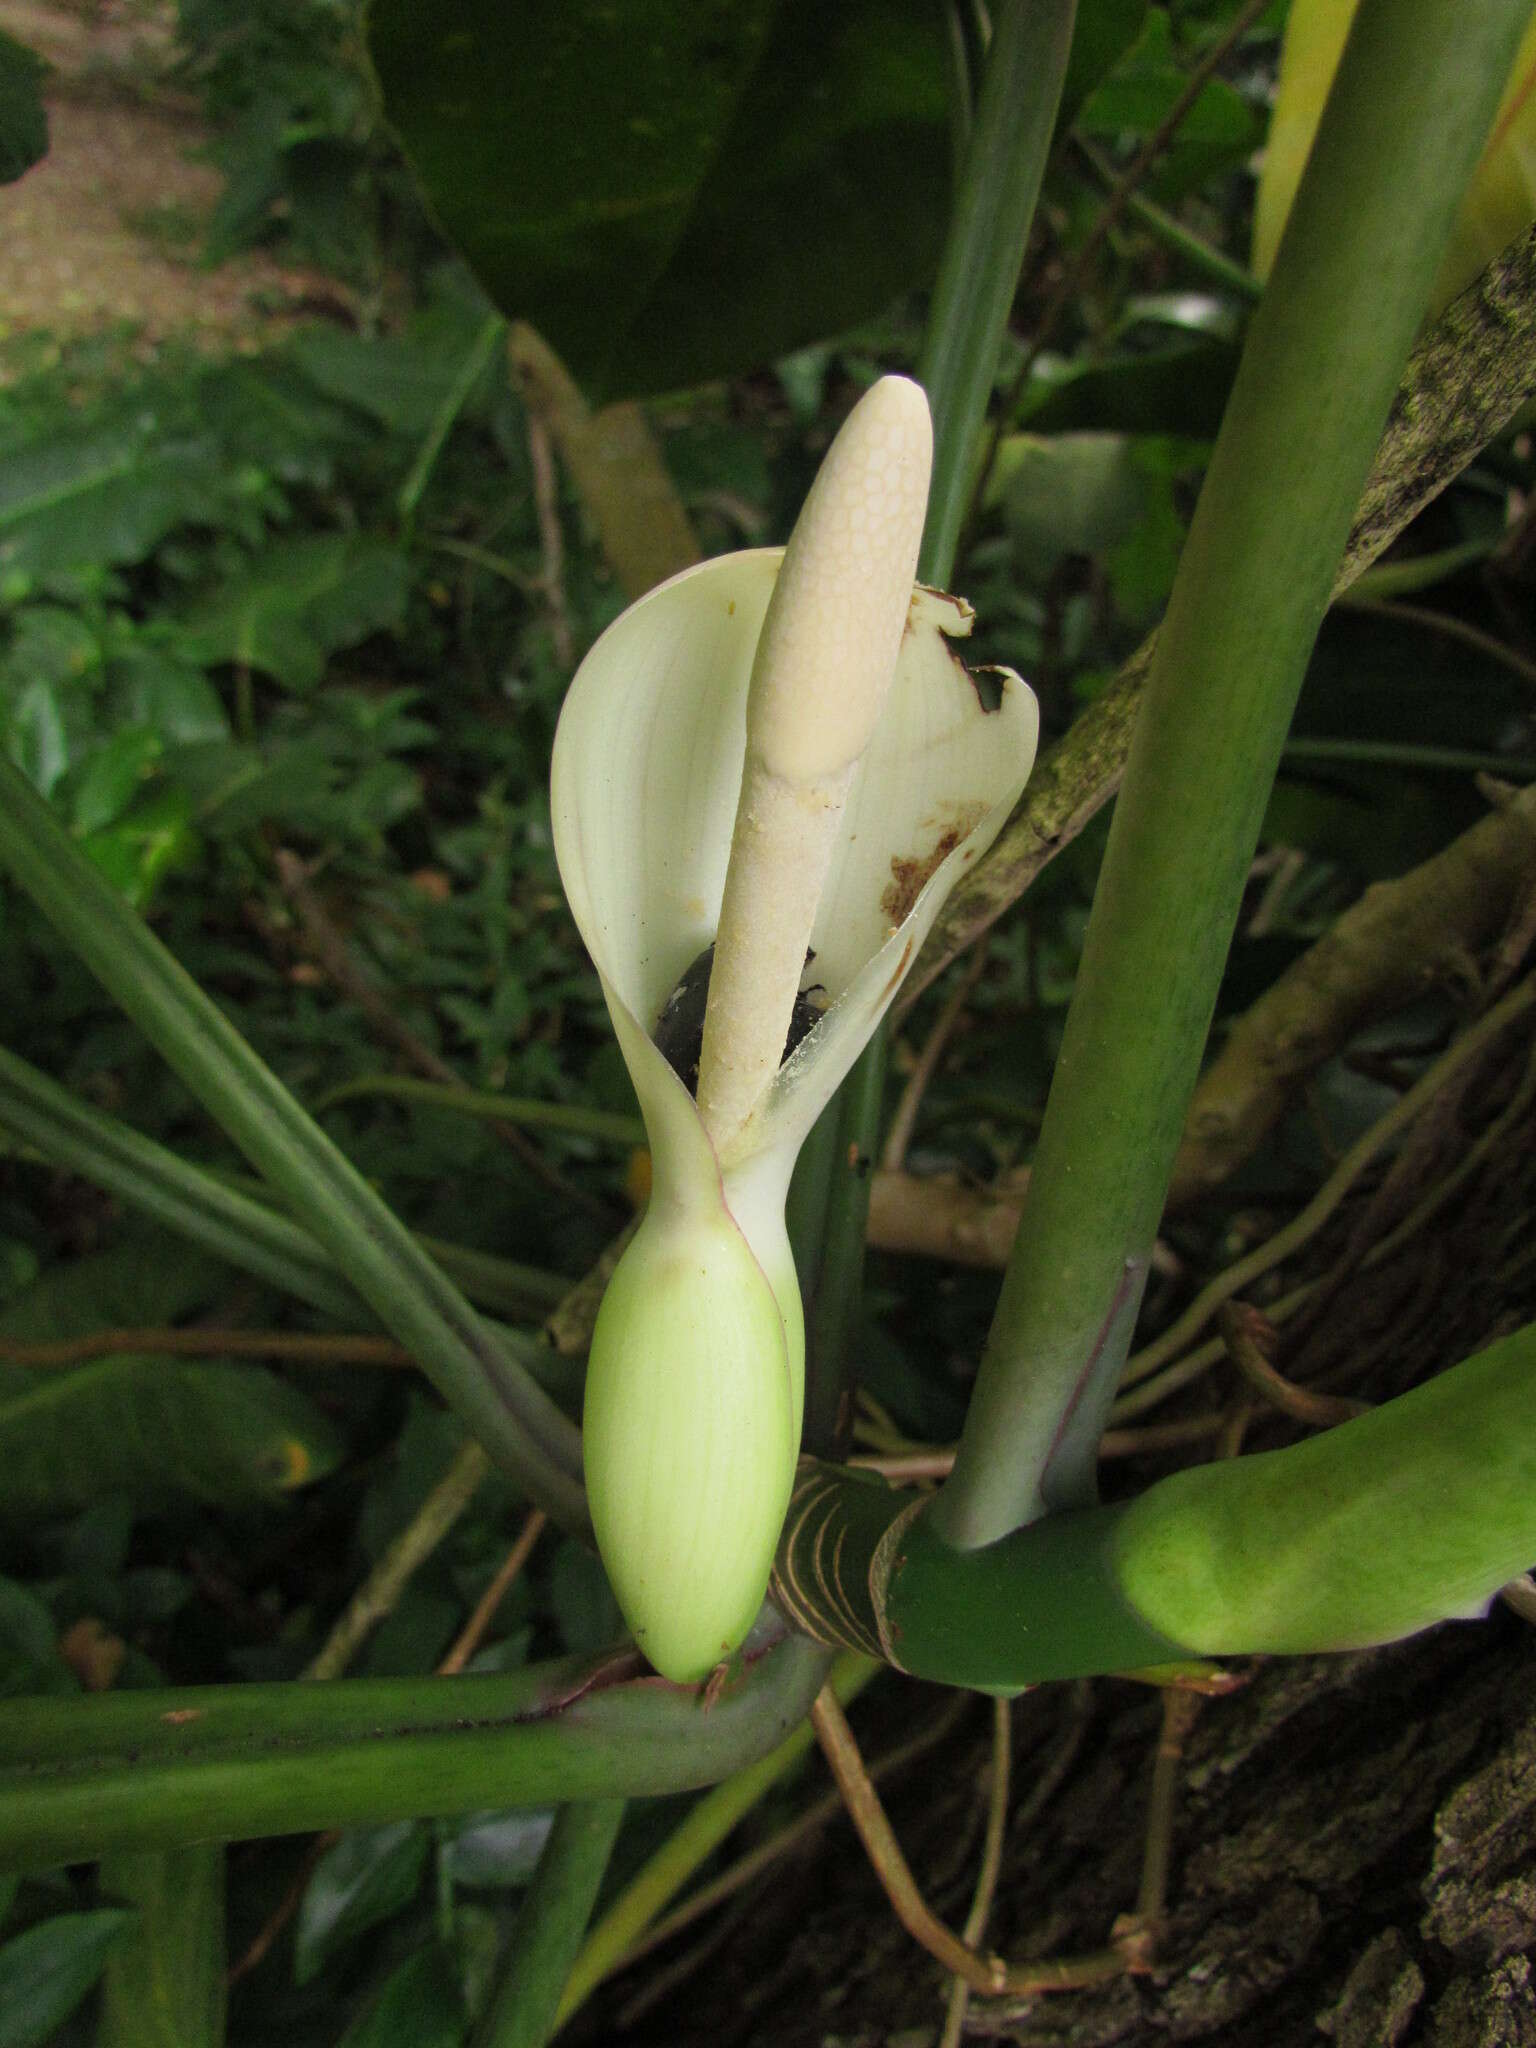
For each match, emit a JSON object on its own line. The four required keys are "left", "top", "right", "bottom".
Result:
{"left": 594, "top": 1619, "right": 1536, "bottom": 2046}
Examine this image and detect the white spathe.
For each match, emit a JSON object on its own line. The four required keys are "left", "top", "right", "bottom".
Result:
{"left": 551, "top": 462, "right": 1038, "bottom": 1683}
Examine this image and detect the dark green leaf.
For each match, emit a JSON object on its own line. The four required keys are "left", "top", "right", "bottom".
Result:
{"left": 0, "top": 1910, "right": 131, "bottom": 2048}
{"left": 369, "top": 0, "right": 951, "bottom": 400}
{"left": 1058, "top": 0, "right": 1150, "bottom": 133}
{"left": 1019, "top": 338, "right": 1241, "bottom": 437}
{"left": 175, "top": 535, "right": 410, "bottom": 691}
{"left": 0, "top": 1361, "right": 343, "bottom": 1520}
{"left": 0, "top": 30, "right": 47, "bottom": 187}
{"left": 337, "top": 1945, "right": 465, "bottom": 2048}
{"left": 96, "top": 1847, "right": 225, "bottom": 2048}
{"left": 294, "top": 1823, "right": 429, "bottom": 1987}
{"left": 0, "top": 430, "right": 223, "bottom": 580}
{"left": 70, "top": 728, "right": 163, "bottom": 836}
{"left": 0, "top": 1238, "right": 228, "bottom": 1344}
{"left": 0, "top": 1578, "right": 72, "bottom": 1699}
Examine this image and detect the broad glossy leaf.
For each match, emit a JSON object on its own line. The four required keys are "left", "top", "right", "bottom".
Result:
{"left": 368, "top": 0, "right": 951, "bottom": 401}
{"left": 0, "top": 1911, "right": 131, "bottom": 2048}
{"left": 295, "top": 1823, "right": 429, "bottom": 1987}
{"left": 175, "top": 535, "right": 410, "bottom": 692}
{"left": 0, "top": 1360, "right": 342, "bottom": 1520}
{"left": 337, "top": 1945, "right": 465, "bottom": 2048}
{"left": 96, "top": 1848, "right": 225, "bottom": 2048}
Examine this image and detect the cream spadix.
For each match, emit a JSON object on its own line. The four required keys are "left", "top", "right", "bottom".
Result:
{"left": 551, "top": 376, "right": 1040, "bottom": 1682}
{"left": 696, "top": 376, "right": 931, "bottom": 1154}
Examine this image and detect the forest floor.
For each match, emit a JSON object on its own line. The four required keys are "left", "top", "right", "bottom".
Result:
{"left": 0, "top": 0, "right": 345, "bottom": 365}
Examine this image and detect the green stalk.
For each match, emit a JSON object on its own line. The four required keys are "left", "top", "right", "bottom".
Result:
{"left": 0, "top": 1638, "right": 831, "bottom": 1870}
{"left": 806, "top": 0, "right": 1078, "bottom": 1430}
{"left": 771, "top": 1314, "right": 1536, "bottom": 1685}
{"left": 554, "top": 1654, "right": 876, "bottom": 2026}
{"left": 917, "top": 0, "right": 1080, "bottom": 587}
{"left": 313, "top": 1073, "right": 645, "bottom": 1147}
{"left": 931, "top": 0, "right": 1536, "bottom": 1547}
{"left": 0, "top": 1047, "right": 581, "bottom": 1398}
{"left": 0, "top": 761, "right": 587, "bottom": 1532}
{"left": 473, "top": 1799, "right": 627, "bottom": 2048}
{"left": 8, "top": 1309, "right": 1531, "bottom": 1857}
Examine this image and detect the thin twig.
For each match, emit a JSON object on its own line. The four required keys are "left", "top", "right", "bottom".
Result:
{"left": 810, "top": 1685, "right": 1138, "bottom": 1998}
{"left": 0, "top": 1326, "right": 414, "bottom": 1370}
{"left": 525, "top": 407, "right": 576, "bottom": 669}
{"left": 303, "top": 1438, "right": 492, "bottom": 1682}
{"left": 940, "top": 1697, "right": 1013, "bottom": 2048}
{"left": 615, "top": 1695, "right": 974, "bottom": 1978}
{"left": 1337, "top": 594, "right": 1536, "bottom": 694}
{"left": 1123, "top": 978, "right": 1536, "bottom": 1390}
{"left": 437, "top": 1508, "right": 547, "bottom": 1675}
{"left": 883, "top": 941, "right": 990, "bottom": 1172}
{"left": 1114, "top": 1690, "right": 1201, "bottom": 1971}
{"left": 1215, "top": 1303, "right": 1370, "bottom": 1427}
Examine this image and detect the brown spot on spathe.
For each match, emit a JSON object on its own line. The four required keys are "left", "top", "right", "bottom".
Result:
{"left": 881, "top": 808, "right": 987, "bottom": 926}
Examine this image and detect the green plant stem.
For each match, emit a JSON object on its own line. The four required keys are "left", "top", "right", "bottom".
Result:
{"left": 554, "top": 1654, "right": 876, "bottom": 2027}
{"left": 473, "top": 1798, "right": 627, "bottom": 2048}
{"left": 807, "top": 0, "right": 1079, "bottom": 1436}
{"left": 930, "top": 0, "right": 1536, "bottom": 1547}
{"left": 917, "top": 0, "right": 1078, "bottom": 587}
{"left": 0, "top": 1637, "right": 832, "bottom": 1870}
{"left": 313, "top": 1072, "right": 645, "bottom": 1146}
{"left": 0, "top": 762, "right": 587, "bottom": 1532}
{"left": 0, "top": 1045, "right": 358, "bottom": 1324}
{"left": 8, "top": 1307, "right": 1534, "bottom": 1855}
{"left": 0, "top": 1047, "right": 580, "bottom": 1396}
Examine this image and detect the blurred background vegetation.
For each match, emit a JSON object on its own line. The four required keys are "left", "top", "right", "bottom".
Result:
{"left": 0, "top": 1, "right": 1532, "bottom": 2041}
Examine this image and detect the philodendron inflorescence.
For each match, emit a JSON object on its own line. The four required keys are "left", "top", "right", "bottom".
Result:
{"left": 551, "top": 378, "right": 1039, "bottom": 1679}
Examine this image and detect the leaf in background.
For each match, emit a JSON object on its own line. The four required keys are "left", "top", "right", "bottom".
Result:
{"left": 80, "top": 788, "right": 201, "bottom": 912}
{"left": 0, "top": 1361, "right": 342, "bottom": 1520}
{"left": 1077, "top": 7, "right": 1262, "bottom": 198}
{"left": 0, "top": 1577, "right": 73, "bottom": 1698}
{"left": 990, "top": 429, "right": 1199, "bottom": 621}
{"left": 1019, "top": 339, "right": 1241, "bottom": 436}
{"left": 0, "top": 1911, "right": 132, "bottom": 2048}
{"left": 0, "top": 428, "right": 223, "bottom": 581}
{"left": 288, "top": 290, "right": 502, "bottom": 438}
{"left": 0, "top": 30, "right": 47, "bottom": 187}
{"left": 294, "top": 1824, "right": 429, "bottom": 1988}
{"left": 1057, "top": 0, "right": 1150, "bottom": 134}
{"left": 337, "top": 1944, "right": 465, "bottom": 2048}
{"left": 444, "top": 1809, "right": 556, "bottom": 1890}
{"left": 69, "top": 728, "right": 163, "bottom": 837}
{"left": 0, "top": 1238, "right": 229, "bottom": 1344}
{"left": 96, "top": 1848, "right": 225, "bottom": 2048}
{"left": 368, "top": 0, "right": 951, "bottom": 401}
{"left": 175, "top": 535, "right": 410, "bottom": 692}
